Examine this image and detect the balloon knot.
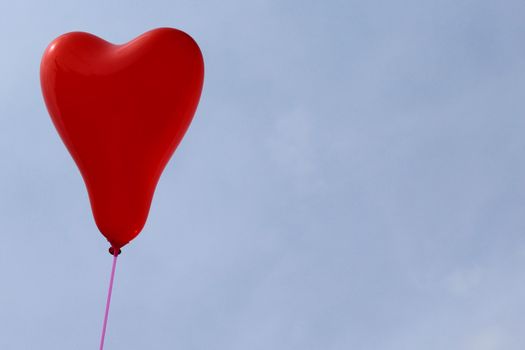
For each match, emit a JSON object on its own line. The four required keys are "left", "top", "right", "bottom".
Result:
{"left": 109, "top": 247, "right": 122, "bottom": 256}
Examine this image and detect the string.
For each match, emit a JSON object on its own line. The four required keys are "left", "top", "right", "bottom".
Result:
{"left": 99, "top": 250, "right": 119, "bottom": 350}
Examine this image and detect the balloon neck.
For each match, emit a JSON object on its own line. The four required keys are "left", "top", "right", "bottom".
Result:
{"left": 109, "top": 247, "right": 122, "bottom": 256}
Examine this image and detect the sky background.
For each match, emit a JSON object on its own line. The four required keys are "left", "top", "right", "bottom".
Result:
{"left": 1, "top": 0, "right": 525, "bottom": 349}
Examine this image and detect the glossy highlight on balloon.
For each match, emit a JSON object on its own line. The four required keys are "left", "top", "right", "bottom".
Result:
{"left": 40, "top": 28, "right": 204, "bottom": 249}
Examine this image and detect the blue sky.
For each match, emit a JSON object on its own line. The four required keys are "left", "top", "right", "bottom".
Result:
{"left": 1, "top": 0, "right": 525, "bottom": 349}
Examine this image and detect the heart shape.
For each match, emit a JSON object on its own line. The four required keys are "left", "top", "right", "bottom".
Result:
{"left": 40, "top": 28, "right": 204, "bottom": 249}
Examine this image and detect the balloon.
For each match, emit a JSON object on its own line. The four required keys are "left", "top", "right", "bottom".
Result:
{"left": 40, "top": 28, "right": 204, "bottom": 249}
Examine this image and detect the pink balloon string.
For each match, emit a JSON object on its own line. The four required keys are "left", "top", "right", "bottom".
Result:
{"left": 99, "top": 251, "right": 119, "bottom": 350}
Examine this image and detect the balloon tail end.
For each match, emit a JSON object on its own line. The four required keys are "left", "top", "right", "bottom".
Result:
{"left": 108, "top": 247, "right": 122, "bottom": 256}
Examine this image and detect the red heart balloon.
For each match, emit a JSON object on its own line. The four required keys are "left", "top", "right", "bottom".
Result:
{"left": 40, "top": 28, "right": 204, "bottom": 249}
